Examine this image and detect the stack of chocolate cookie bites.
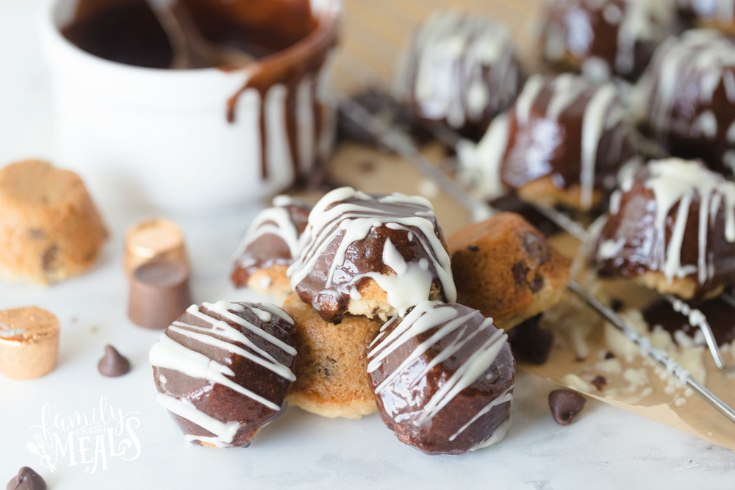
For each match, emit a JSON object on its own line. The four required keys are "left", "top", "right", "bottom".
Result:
{"left": 150, "top": 187, "right": 571, "bottom": 455}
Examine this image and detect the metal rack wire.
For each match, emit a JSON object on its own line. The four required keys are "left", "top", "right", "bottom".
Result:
{"left": 336, "top": 90, "right": 735, "bottom": 426}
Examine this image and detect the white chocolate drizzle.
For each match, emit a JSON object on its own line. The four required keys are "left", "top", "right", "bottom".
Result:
{"left": 544, "top": 0, "right": 675, "bottom": 77}
{"left": 641, "top": 159, "right": 735, "bottom": 284}
{"left": 459, "top": 74, "right": 629, "bottom": 205}
{"left": 368, "top": 302, "right": 512, "bottom": 429}
{"left": 398, "top": 10, "right": 521, "bottom": 129}
{"left": 634, "top": 29, "right": 735, "bottom": 172}
{"left": 150, "top": 302, "right": 296, "bottom": 447}
{"left": 232, "top": 195, "right": 304, "bottom": 267}
{"left": 288, "top": 188, "right": 456, "bottom": 315}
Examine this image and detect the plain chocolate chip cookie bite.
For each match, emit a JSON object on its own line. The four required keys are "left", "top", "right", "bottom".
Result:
{"left": 590, "top": 159, "right": 735, "bottom": 300}
{"left": 396, "top": 10, "right": 524, "bottom": 140}
{"left": 282, "top": 293, "right": 382, "bottom": 419}
{"left": 288, "top": 187, "right": 456, "bottom": 321}
{"left": 231, "top": 196, "right": 312, "bottom": 303}
{"left": 367, "top": 302, "right": 515, "bottom": 455}
{"left": 459, "top": 74, "right": 640, "bottom": 210}
{"left": 449, "top": 213, "right": 571, "bottom": 331}
{"left": 150, "top": 301, "right": 297, "bottom": 448}
{"left": 0, "top": 160, "right": 108, "bottom": 285}
{"left": 540, "top": 0, "right": 677, "bottom": 81}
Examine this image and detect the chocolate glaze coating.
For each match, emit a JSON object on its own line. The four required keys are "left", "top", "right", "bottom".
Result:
{"left": 289, "top": 188, "right": 455, "bottom": 321}
{"left": 500, "top": 75, "right": 638, "bottom": 206}
{"left": 150, "top": 301, "right": 296, "bottom": 448}
{"left": 643, "top": 297, "right": 735, "bottom": 346}
{"left": 541, "top": 0, "right": 676, "bottom": 81}
{"left": 397, "top": 11, "right": 523, "bottom": 140}
{"left": 367, "top": 302, "right": 515, "bottom": 455}
{"left": 634, "top": 29, "right": 735, "bottom": 174}
{"left": 231, "top": 198, "right": 312, "bottom": 287}
{"left": 591, "top": 160, "right": 735, "bottom": 299}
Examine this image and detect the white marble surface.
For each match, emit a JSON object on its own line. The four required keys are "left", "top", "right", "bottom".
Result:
{"left": 1, "top": 1, "right": 735, "bottom": 488}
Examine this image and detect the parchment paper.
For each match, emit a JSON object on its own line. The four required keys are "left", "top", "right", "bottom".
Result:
{"left": 327, "top": 0, "right": 735, "bottom": 450}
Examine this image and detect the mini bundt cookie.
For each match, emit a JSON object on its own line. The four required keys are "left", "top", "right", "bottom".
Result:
{"left": 541, "top": 0, "right": 677, "bottom": 81}
{"left": 368, "top": 301, "right": 515, "bottom": 455}
{"left": 0, "top": 160, "right": 108, "bottom": 285}
{"left": 288, "top": 187, "right": 456, "bottom": 321}
{"left": 150, "top": 301, "right": 297, "bottom": 448}
{"left": 632, "top": 30, "right": 735, "bottom": 174}
{"left": 449, "top": 213, "right": 571, "bottom": 330}
{"left": 396, "top": 10, "right": 524, "bottom": 140}
{"left": 231, "top": 196, "right": 312, "bottom": 303}
{"left": 459, "top": 74, "right": 640, "bottom": 210}
{"left": 591, "top": 159, "right": 735, "bottom": 300}
{"left": 282, "top": 293, "right": 382, "bottom": 419}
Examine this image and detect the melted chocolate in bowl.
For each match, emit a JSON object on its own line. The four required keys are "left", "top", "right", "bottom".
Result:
{"left": 61, "top": 0, "right": 317, "bottom": 70}
{"left": 60, "top": 0, "right": 339, "bottom": 182}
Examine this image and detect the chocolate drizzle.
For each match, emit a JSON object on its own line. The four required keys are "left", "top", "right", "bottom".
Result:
{"left": 231, "top": 196, "right": 312, "bottom": 287}
{"left": 150, "top": 301, "right": 296, "bottom": 448}
{"left": 287, "top": 187, "right": 456, "bottom": 321}
{"left": 591, "top": 159, "right": 735, "bottom": 299}
{"left": 397, "top": 10, "right": 523, "bottom": 140}
{"left": 367, "top": 302, "right": 515, "bottom": 455}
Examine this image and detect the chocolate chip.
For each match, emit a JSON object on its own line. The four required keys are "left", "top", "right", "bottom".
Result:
{"left": 529, "top": 274, "right": 544, "bottom": 293}
{"left": 468, "top": 245, "right": 480, "bottom": 252}
{"left": 331, "top": 318, "right": 342, "bottom": 326}
{"left": 549, "top": 389, "right": 586, "bottom": 425}
{"left": 98, "top": 345, "right": 131, "bottom": 377}
{"left": 359, "top": 161, "right": 375, "bottom": 173}
{"left": 604, "top": 351, "right": 615, "bottom": 360}
{"left": 610, "top": 298, "right": 624, "bottom": 312}
{"left": 591, "top": 376, "right": 607, "bottom": 391}
{"left": 41, "top": 245, "right": 58, "bottom": 274}
{"left": 507, "top": 315, "right": 554, "bottom": 365}
{"left": 512, "top": 261, "right": 530, "bottom": 287}
{"left": 522, "top": 233, "right": 551, "bottom": 264}
{"left": 6, "top": 467, "right": 46, "bottom": 490}
{"left": 28, "top": 228, "right": 46, "bottom": 240}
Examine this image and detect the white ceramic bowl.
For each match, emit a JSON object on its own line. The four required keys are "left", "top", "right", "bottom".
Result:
{"left": 39, "top": 0, "right": 340, "bottom": 213}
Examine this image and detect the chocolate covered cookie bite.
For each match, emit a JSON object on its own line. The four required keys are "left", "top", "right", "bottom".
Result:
{"left": 396, "top": 10, "right": 524, "bottom": 140}
{"left": 150, "top": 301, "right": 297, "bottom": 448}
{"left": 288, "top": 187, "right": 456, "bottom": 321}
{"left": 591, "top": 159, "right": 735, "bottom": 300}
{"left": 541, "top": 0, "right": 677, "bottom": 81}
{"left": 231, "top": 196, "right": 312, "bottom": 302}
{"left": 368, "top": 302, "right": 515, "bottom": 455}
{"left": 459, "top": 74, "right": 640, "bottom": 210}
{"left": 633, "top": 29, "right": 735, "bottom": 174}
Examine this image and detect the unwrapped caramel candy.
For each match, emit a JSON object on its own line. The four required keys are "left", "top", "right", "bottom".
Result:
{"left": 124, "top": 218, "right": 188, "bottom": 276}
{"left": 0, "top": 307, "right": 59, "bottom": 379}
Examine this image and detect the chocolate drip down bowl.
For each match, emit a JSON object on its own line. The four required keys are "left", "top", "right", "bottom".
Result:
{"left": 40, "top": 0, "right": 340, "bottom": 212}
